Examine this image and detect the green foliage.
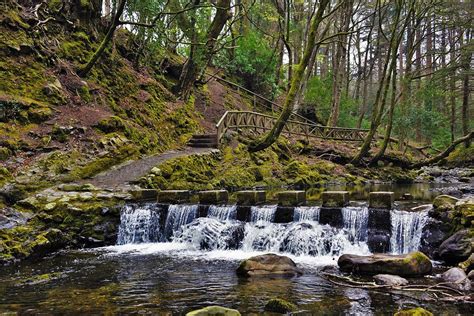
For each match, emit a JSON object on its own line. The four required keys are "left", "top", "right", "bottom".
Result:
{"left": 304, "top": 75, "right": 365, "bottom": 127}
{"left": 217, "top": 31, "right": 277, "bottom": 96}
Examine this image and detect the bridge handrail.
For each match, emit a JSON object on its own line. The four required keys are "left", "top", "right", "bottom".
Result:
{"left": 216, "top": 110, "right": 369, "bottom": 143}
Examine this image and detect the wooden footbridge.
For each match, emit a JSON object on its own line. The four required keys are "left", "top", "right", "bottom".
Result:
{"left": 188, "top": 74, "right": 370, "bottom": 148}
{"left": 216, "top": 110, "right": 369, "bottom": 143}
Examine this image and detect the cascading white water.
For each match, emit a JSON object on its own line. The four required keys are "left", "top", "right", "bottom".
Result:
{"left": 208, "top": 205, "right": 237, "bottom": 220}
{"left": 117, "top": 204, "right": 161, "bottom": 245}
{"left": 342, "top": 206, "right": 369, "bottom": 243}
{"left": 164, "top": 204, "right": 198, "bottom": 237}
{"left": 390, "top": 210, "right": 429, "bottom": 254}
{"left": 173, "top": 217, "right": 243, "bottom": 250}
{"left": 250, "top": 205, "right": 277, "bottom": 222}
{"left": 115, "top": 203, "right": 371, "bottom": 260}
{"left": 293, "top": 206, "right": 320, "bottom": 222}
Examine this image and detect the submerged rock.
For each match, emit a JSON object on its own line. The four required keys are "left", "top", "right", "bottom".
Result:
{"left": 337, "top": 251, "right": 432, "bottom": 277}
{"left": 236, "top": 253, "right": 303, "bottom": 277}
{"left": 186, "top": 306, "right": 241, "bottom": 316}
{"left": 373, "top": 274, "right": 408, "bottom": 286}
{"left": 264, "top": 298, "right": 297, "bottom": 313}
{"left": 437, "top": 229, "right": 473, "bottom": 265}
{"left": 394, "top": 307, "right": 433, "bottom": 316}
{"left": 441, "top": 267, "right": 471, "bottom": 292}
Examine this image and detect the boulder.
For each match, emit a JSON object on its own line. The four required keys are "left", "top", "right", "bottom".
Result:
{"left": 236, "top": 254, "right": 302, "bottom": 277}
{"left": 373, "top": 274, "right": 408, "bottom": 286}
{"left": 468, "top": 270, "right": 474, "bottom": 281}
{"left": 437, "top": 229, "right": 473, "bottom": 265}
{"left": 432, "top": 195, "right": 459, "bottom": 212}
{"left": 394, "top": 307, "right": 433, "bottom": 316}
{"left": 264, "top": 298, "right": 297, "bottom": 313}
{"left": 337, "top": 251, "right": 432, "bottom": 277}
{"left": 186, "top": 306, "right": 241, "bottom": 316}
{"left": 441, "top": 267, "right": 471, "bottom": 292}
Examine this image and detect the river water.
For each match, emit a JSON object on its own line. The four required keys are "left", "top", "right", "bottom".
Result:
{"left": 1, "top": 198, "right": 472, "bottom": 315}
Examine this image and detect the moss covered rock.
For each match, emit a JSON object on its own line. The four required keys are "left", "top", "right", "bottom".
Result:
{"left": 338, "top": 251, "right": 432, "bottom": 277}
{"left": 186, "top": 306, "right": 240, "bottom": 316}
{"left": 432, "top": 195, "right": 459, "bottom": 212}
{"left": 264, "top": 298, "right": 297, "bottom": 314}
{"left": 236, "top": 253, "right": 303, "bottom": 277}
{"left": 394, "top": 307, "right": 433, "bottom": 316}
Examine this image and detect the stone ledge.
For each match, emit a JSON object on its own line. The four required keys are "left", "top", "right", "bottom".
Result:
{"left": 157, "top": 190, "right": 190, "bottom": 203}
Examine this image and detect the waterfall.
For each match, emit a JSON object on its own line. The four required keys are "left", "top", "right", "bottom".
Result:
{"left": 117, "top": 204, "right": 161, "bottom": 245}
{"left": 250, "top": 205, "right": 277, "bottom": 222}
{"left": 342, "top": 207, "right": 369, "bottom": 242}
{"left": 208, "top": 205, "right": 237, "bottom": 220}
{"left": 294, "top": 206, "right": 320, "bottom": 222}
{"left": 241, "top": 221, "right": 369, "bottom": 256}
{"left": 164, "top": 204, "right": 198, "bottom": 238}
{"left": 174, "top": 218, "right": 244, "bottom": 250}
{"left": 390, "top": 210, "right": 429, "bottom": 254}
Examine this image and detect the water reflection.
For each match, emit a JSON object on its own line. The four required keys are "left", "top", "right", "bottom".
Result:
{"left": 0, "top": 250, "right": 471, "bottom": 315}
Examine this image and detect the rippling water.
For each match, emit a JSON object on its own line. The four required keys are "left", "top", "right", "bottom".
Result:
{"left": 0, "top": 247, "right": 471, "bottom": 315}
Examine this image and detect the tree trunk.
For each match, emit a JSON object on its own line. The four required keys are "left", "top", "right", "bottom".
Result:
{"left": 178, "top": 0, "right": 232, "bottom": 100}
{"left": 411, "top": 132, "right": 473, "bottom": 168}
{"left": 248, "top": 0, "right": 330, "bottom": 152}
{"left": 327, "top": 0, "right": 353, "bottom": 127}
{"left": 351, "top": 0, "right": 407, "bottom": 164}
{"left": 461, "top": 29, "right": 471, "bottom": 147}
{"left": 78, "top": 0, "right": 126, "bottom": 77}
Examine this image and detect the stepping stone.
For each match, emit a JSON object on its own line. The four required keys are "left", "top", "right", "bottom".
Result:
{"left": 322, "top": 191, "right": 349, "bottom": 207}
{"left": 157, "top": 190, "right": 190, "bottom": 203}
{"left": 198, "top": 190, "right": 229, "bottom": 204}
{"left": 369, "top": 191, "right": 394, "bottom": 209}
{"left": 277, "top": 191, "right": 306, "bottom": 206}
{"left": 236, "top": 191, "right": 266, "bottom": 205}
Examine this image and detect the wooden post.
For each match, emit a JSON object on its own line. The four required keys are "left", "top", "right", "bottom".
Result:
{"left": 253, "top": 95, "right": 257, "bottom": 111}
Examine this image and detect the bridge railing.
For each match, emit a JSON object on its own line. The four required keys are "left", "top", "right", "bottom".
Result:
{"left": 216, "top": 111, "right": 370, "bottom": 144}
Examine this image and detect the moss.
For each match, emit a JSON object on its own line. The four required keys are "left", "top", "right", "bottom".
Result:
{"left": 394, "top": 307, "right": 433, "bottom": 316}
{"left": 48, "top": 0, "right": 63, "bottom": 11}
{"left": 264, "top": 298, "right": 297, "bottom": 313}
{"left": 66, "top": 144, "right": 139, "bottom": 180}
{"left": 0, "top": 146, "right": 12, "bottom": 160}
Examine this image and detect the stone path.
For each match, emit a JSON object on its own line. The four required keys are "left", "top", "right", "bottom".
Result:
{"left": 82, "top": 147, "right": 218, "bottom": 188}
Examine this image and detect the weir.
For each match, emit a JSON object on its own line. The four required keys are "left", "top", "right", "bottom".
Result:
{"left": 116, "top": 202, "right": 430, "bottom": 256}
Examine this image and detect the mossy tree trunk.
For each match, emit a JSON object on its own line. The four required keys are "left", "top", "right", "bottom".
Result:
{"left": 247, "top": 0, "right": 330, "bottom": 152}
{"left": 411, "top": 132, "right": 473, "bottom": 168}
{"left": 77, "top": 0, "right": 127, "bottom": 77}
{"left": 177, "top": 0, "right": 232, "bottom": 101}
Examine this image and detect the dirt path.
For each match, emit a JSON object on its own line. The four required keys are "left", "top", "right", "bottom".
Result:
{"left": 83, "top": 147, "right": 218, "bottom": 188}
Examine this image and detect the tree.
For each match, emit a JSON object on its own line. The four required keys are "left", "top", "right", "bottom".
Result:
{"left": 78, "top": 0, "right": 127, "bottom": 77}
{"left": 175, "top": 0, "right": 232, "bottom": 100}
{"left": 248, "top": 0, "right": 330, "bottom": 152}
